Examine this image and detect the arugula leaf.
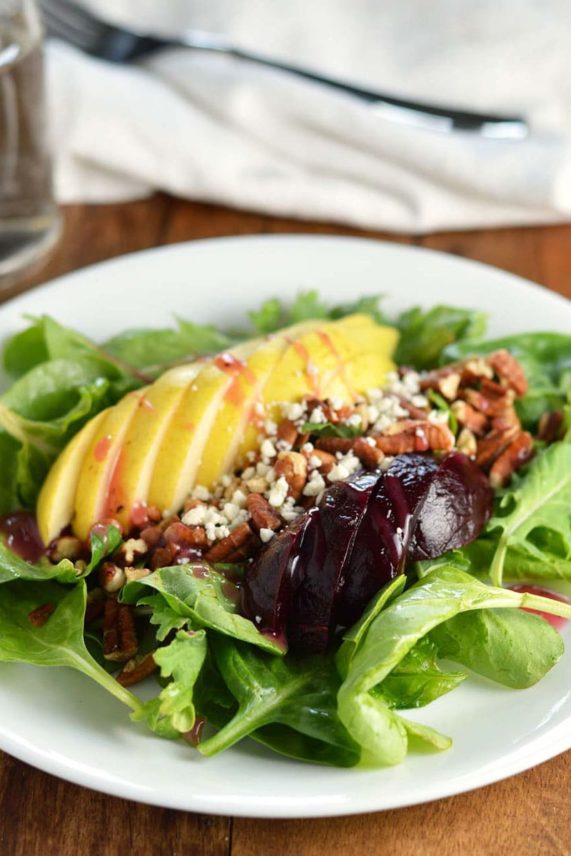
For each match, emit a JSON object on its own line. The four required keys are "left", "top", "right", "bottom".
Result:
{"left": 134, "top": 629, "right": 207, "bottom": 738}
{"left": 84, "top": 524, "right": 122, "bottom": 576}
{"left": 0, "top": 580, "right": 141, "bottom": 711}
{"left": 328, "top": 295, "right": 387, "bottom": 324}
{"left": 395, "top": 305, "right": 487, "bottom": 370}
{"left": 121, "top": 564, "right": 284, "bottom": 654}
{"left": 337, "top": 565, "right": 571, "bottom": 766}
{"left": 138, "top": 593, "right": 188, "bottom": 641}
{"left": 301, "top": 421, "right": 363, "bottom": 439}
{"left": 487, "top": 438, "right": 571, "bottom": 586}
{"left": 430, "top": 608, "right": 563, "bottom": 689}
{"left": 249, "top": 298, "right": 283, "bottom": 334}
{"left": 198, "top": 637, "right": 359, "bottom": 766}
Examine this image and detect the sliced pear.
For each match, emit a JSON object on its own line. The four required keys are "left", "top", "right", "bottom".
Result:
{"left": 107, "top": 363, "right": 203, "bottom": 530}
{"left": 37, "top": 410, "right": 108, "bottom": 545}
{"left": 72, "top": 389, "right": 148, "bottom": 540}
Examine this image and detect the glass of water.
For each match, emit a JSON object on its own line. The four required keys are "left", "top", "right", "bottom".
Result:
{"left": 0, "top": 0, "right": 60, "bottom": 282}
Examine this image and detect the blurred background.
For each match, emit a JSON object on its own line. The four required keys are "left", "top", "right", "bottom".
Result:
{"left": 2, "top": 0, "right": 571, "bottom": 279}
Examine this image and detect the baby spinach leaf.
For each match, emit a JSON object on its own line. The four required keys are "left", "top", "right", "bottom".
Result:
{"left": 337, "top": 565, "right": 571, "bottom": 766}
{"left": 328, "top": 295, "right": 387, "bottom": 324}
{"left": 198, "top": 637, "right": 359, "bottom": 766}
{"left": 430, "top": 608, "right": 563, "bottom": 689}
{"left": 395, "top": 305, "right": 487, "bottom": 369}
{"left": 0, "top": 541, "right": 77, "bottom": 586}
{"left": 249, "top": 298, "right": 283, "bottom": 334}
{"left": 133, "top": 629, "right": 207, "bottom": 738}
{"left": 373, "top": 637, "right": 467, "bottom": 709}
{"left": 121, "top": 564, "right": 284, "bottom": 654}
{"left": 3, "top": 323, "right": 49, "bottom": 378}
{"left": 0, "top": 579, "right": 141, "bottom": 712}
{"left": 487, "top": 438, "right": 571, "bottom": 586}
{"left": 84, "top": 524, "right": 122, "bottom": 576}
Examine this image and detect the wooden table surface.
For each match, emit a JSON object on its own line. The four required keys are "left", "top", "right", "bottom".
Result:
{"left": 1, "top": 197, "right": 570, "bottom": 856}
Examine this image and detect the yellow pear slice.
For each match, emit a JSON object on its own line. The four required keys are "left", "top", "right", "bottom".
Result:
{"left": 72, "top": 389, "right": 147, "bottom": 540}
{"left": 36, "top": 410, "right": 108, "bottom": 545}
{"left": 107, "top": 363, "right": 203, "bottom": 530}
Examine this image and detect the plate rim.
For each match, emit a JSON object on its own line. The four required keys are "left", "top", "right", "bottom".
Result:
{"left": 1, "top": 233, "right": 570, "bottom": 817}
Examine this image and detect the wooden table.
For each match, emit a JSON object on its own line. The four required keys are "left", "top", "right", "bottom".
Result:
{"left": 1, "top": 197, "right": 570, "bottom": 856}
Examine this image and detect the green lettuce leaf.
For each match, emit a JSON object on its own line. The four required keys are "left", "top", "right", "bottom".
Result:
{"left": 395, "top": 305, "right": 487, "bottom": 369}
{"left": 134, "top": 629, "right": 207, "bottom": 738}
{"left": 0, "top": 579, "right": 141, "bottom": 712}
{"left": 121, "top": 564, "right": 284, "bottom": 654}
{"left": 198, "top": 637, "right": 359, "bottom": 767}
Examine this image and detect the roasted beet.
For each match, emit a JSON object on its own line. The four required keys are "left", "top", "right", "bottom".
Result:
{"left": 335, "top": 455, "right": 438, "bottom": 627}
{"left": 241, "top": 452, "right": 493, "bottom": 654}
{"left": 409, "top": 452, "right": 493, "bottom": 561}
{"left": 288, "top": 472, "right": 378, "bottom": 653}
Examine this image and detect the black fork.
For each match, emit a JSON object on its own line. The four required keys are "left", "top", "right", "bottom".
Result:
{"left": 41, "top": 0, "right": 529, "bottom": 139}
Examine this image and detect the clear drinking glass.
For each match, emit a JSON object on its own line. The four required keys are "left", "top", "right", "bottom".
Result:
{"left": 0, "top": 0, "right": 60, "bottom": 281}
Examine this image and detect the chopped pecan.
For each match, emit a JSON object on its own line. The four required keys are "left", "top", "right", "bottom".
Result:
{"left": 85, "top": 588, "right": 105, "bottom": 625}
{"left": 353, "top": 437, "right": 385, "bottom": 469}
{"left": 456, "top": 428, "right": 477, "bottom": 458}
{"left": 490, "top": 405, "right": 521, "bottom": 433}
{"left": 489, "top": 431, "right": 534, "bottom": 488}
{"left": 204, "top": 522, "right": 255, "bottom": 563}
{"left": 538, "top": 410, "right": 565, "bottom": 444}
{"left": 396, "top": 395, "right": 429, "bottom": 420}
{"left": 139, "top": 525, "right": 163, "bottom": 549}
{"left": 489, "top": 350, "right": 528, "bottom": 396}
{"left": 460, "top": 357, "right": 494, "bottom": 383}
{"left": 103, "top": 598, "right": 138, "bottom": 662}
{"left": 475, "top": 426, "right": 519, "bottom": 469}
{"left": 276, "top": 418, "right": 299, "bottom": 448}
{"left": 28, "top": 603, "right": 55, "bottom": 628}
{"left": 117, "top": 652, "right": 158, "bottom": 687}
{"left": 463, "top": 386, "right": 514, "bottom": 418}
{"left": 420, "top": 369, "right": 461, "bottom": 401}
{"left": 305, "top": 448, "right": 337, "bottom": 475}
{"left": 246, "top": 493, "right": 282, "bottom": 532}
{"left": 451, "top": 400, "right": 488, "bottom": 435}
{"left": 314, "top": 436, "right": 353, "bottom": 454}
{"left": 274, "top": 451, "right": 308, "bottom": 501}
{"left": 124, "top": 567, "right": 151, "bottom": 583}
{"left": 151, "top": 544, "right": 178, "bottom": 570}
{"left": 163, "top": 521, "right": 208, "bottom": 549}
{"left": 99, "top": 562, "right": 126, "bottom": 594}
{"left": 375, "top": 420, "right": 455, "bottom": 455}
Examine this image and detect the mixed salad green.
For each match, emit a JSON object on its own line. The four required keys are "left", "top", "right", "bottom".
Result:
{"left": 1, "top": 293, "right": 571, "bottom": 768}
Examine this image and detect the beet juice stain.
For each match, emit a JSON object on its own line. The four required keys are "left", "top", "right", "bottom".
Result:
{"left": 0, "top": 511, "right": 45, "bottom": 562}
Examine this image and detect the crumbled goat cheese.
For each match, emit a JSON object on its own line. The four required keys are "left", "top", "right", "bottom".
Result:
{"left": 303, "top": 471, "right": 326, "bottom": 496}
{"left": 268, "top": 476, "right": 289, "bottom": 508}
{"left": 259, "top": 528, "right": 275, "bottom": 543}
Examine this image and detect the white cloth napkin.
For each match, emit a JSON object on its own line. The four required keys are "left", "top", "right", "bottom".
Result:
{"left": 47, "top": 0, "right": 571, "bottom": 233}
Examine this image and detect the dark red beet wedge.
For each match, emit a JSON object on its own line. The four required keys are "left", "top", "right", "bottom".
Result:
{"left": 288, "top": 471, "right": 378, "bottom": 653}
{"left": 408, "top": 452, "right": 493, "bottom": 561}
{"left": 242, "top": 452, "right": 493, "bottom": 654}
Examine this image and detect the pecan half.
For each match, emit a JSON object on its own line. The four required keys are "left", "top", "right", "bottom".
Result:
{"left": 103, "top": 599, "right": 138, "bottom": 662}
{"left": 475, "top": 426, "right": 520, "bottom": 469}
{"left": 276, "top": 418, "right": 299, "bottom": 448}
{"left": 85, "top": 588, "right": 105, "bottom": 625}
{"left": 246, "top": 493, "right": 282, "bottom": 532}
{"left": 489, "top": 431, "right": 534, "bottom": 488}
{"left": 28, "top": 603, "right": 55, "bottom": 628}
{"left": 99, "top": 562, "right": 126, "bottom": 594}
{"left": 420, "top": 368, "right": 461, "bottom": 401}
{"left": 117, "top": 652, "right": 158, "bottom": 687}
{"left": 489, "top": 350, "right": 528, "bottom": 396}
{"left": 274, "top": 451, "right": 308, "bottom": 501}
{"left": 163, "top": 521, "right": 208, "bottom": 549}
{"left": 314, "top": 437, "right": 353, "bottom": 454}
{"left": 375, "top": 420, "right": 455, "bottom": 455}
{"left": 204, "top": 522, "right": 255, "bottom": 563}
{"left": 463, "top": 386, "right": 514, "bottom": 418}
{"left": 451, "top": 400, "right": 488, "bottom": 435}
{"left": 353, "top": 437, "right": 385, "bottom": 469}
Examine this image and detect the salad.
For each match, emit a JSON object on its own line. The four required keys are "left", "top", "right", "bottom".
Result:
{"left": 1, "top": 292, "right": 571, "bottom": 769}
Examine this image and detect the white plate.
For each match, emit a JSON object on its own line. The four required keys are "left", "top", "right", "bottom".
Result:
{"left": 1, "top": 235, "right": 570, "bottom": 818}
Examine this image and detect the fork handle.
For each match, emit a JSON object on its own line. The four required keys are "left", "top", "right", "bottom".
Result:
{"left": 178, "top": 32, "right": 528, "bottom": 139}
